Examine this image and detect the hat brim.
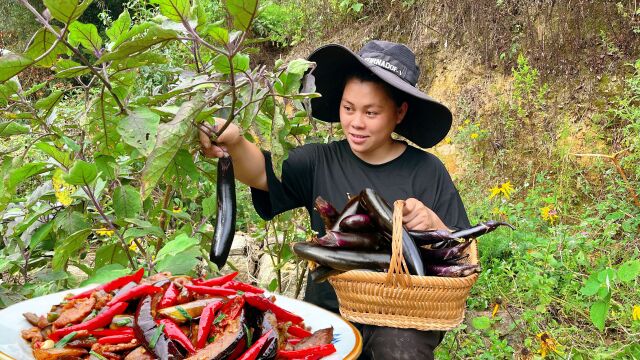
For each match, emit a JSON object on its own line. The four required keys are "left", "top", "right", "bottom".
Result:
{"left": 306, "top": 44, "right": 452, "bottom": 148}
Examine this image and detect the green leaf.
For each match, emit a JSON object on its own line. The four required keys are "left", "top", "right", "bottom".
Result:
{"left": 140, "top": 95, "right": 205, "bottom": 199}
{"left": 0, "top": 79, "right": 19, "bottom": 106}
{"left": 52, "top": 228, "right": 91, "bottom": 270}
{"left": 35, "top": 90, "right": 64, "bottom": 119}
{"left": 95, "top": 155, "right": 116, "bottom": 180}
{"left": 53, "top": 209, "right": 90, "bottom": 237}
{"left": 30, "top": 222, "right": 53, "bottom": 249}
{"left": 97, "top": 25, "right": 178, "bottom": 63}
{"left": 123, "top": 226, "right": 164, "bottom": 239}
{"left": 151, "top": 0, "right": 191, "bottom": 22}
{"left": 267, "top": 278, "right": 278, "bottom": 292}
{"left": 213, "top": 53, "right": 250, "bottom": 74}
{"left": 225, "top": 0, "right": 259, "bottom": 31}
{"left": 617, "top": 259, "right": 640, "bottom": 283}
{"left": 55, "top": 59, "right": 90, "bottom": 78}
{"left": 161, "top": 209, "right": 192, "bottom": 221}
{"left": 25, "top": 27, "right": 68, "bottom": 68}
{"left": 94, "top": 243, "right": 130, "bottom": 269}
{"left": 68, "top": 21, "right": 103, "bottom": 53}
{"left": 116, "top": 107, "right": 160, "bottom": 156}
{"left": 44, "top": 0, "right": 93, "bottom": 24}
{"left": 106, "top": 10, "right": 131, "bottom": 43}
{"left": 63, "top": 160, "right": 97, "bottom": 185}
{"left": 155, "top": 247, "right": 200, "bottom": 275}
{"left": 1, "top": 161, "right": 51, "bottom": 211}
{"left": 81, "top": 264, "right": 129, "bottom": 286}
{"left": 207, "top": 27, "right": 229, "bottom": 45}
{"left": 0, "top": 122, "right": 30, "bottom": 137}
{"left": 113, "top": 185, "right": 142, "bottom": 220}
{"left": 590, "top": 299, "right": 609, "bottom": 331}
{"left": 580, "top": 276, "right": 602, "bottom": 297}
{"left": 110, "top": 52, "right": 167, "bottom": 72}
{"left": 286, "top": 59, "right": 314, "bottom": 76}
{"left": 0, "top": 52, "right": 33, "bottom": 83}
{"left": 156, "top": 233, "right": 198, "bottom": 261}
{"left": 35, "top": 142, "right": 72, "bottom": 168}
{"left": 174, "top": 149, "right": 198, "bottom": 180}
{"left": 202, "top": 195, "right": 216, "bottom": 218}
{"left": 471, "top": 316, "right": 492, "bottom": 330}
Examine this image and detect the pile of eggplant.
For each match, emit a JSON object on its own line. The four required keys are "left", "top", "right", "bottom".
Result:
{"left": 292, "top": 188, "right": 514, "bottom": 283}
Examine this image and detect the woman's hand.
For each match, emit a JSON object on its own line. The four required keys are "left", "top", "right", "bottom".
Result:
{"left": 402, "top": 198, "right": 448, "bottom": 231}
{"left": 198, "top": 118, "right": 241, "bottom": 158}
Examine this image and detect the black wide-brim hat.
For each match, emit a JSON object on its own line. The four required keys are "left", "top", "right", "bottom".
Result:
{"left": 306, "top": 41, "right": 452, "bottom": 148}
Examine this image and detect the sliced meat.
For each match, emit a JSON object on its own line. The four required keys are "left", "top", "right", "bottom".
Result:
{"left": 21, "top": 327, "right": 43, "bottom": 343}
{"left": 293, "top": 327, "right": 333, "bottom": 350}
{"left": 23, "top": 312, "right": 50, "bottom": 329}
{"left": 92, "top": 290, "right": 112, "bottom": 310}
{"left": 123, "top": 347, "right": 155, "bottom": 360}
{"left": 142, "top": 272, "right": 171, "bottom": 284}
{"left": 33, "top": 347, "right": 88, "bottom": 360}
{"left": 54, "top": 297, "right": 96, "bottom": 328}
{"left": 91, "top": 340, "right": 139, "bottom": 354}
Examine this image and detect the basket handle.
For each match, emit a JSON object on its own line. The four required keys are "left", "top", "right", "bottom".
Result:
{"left": 385, "top": 200, "right": 413, "bottom": 288}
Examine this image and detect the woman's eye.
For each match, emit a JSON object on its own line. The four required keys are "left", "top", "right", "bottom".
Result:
{"left": 367, "top": 111, "right": 377, "bottom": 116}
{"left": 343, "top": 106, "right": 352, "bottom": 111}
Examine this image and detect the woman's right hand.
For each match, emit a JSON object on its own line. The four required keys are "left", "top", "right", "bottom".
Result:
{"left": 198, "top": 118, "right": 241, "bottom": 158}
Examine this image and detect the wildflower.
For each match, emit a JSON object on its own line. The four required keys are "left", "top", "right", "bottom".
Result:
{"left": 633, "top": 305, "right": 640, "bottom": 321}
{"left": 540, "top": 205, "right": 559, "bottom": 224}
{"left": 129, "top": 240, "right": 138, "bottom": 252}
{"left": 95, "top": 227, "right": 114, "bottom": 237}
{"left": 52, "top": 170, "right": 76, "bottom": 207}
{"left": 470, "top": 132, "right": 479, "bottom": 139}
{"left": 457, "top": 125, "right": 464, "bottom": 131}
{"left": 464, "top": 119, "right": 471, "bottom": 125}
{"left": 443, "top": 137, "right": 452, "bottom": 144}
{"left": 537, "top": 332, "right": 562, "bottom": 358}
{"left": 491, "top": 303, "right": 500, "bottom": 318}
{"left": 489, "top": 181, "right": 513, "bottom": 200}
{"left": 172, "top": 206, "right": 182, "bottom": 213}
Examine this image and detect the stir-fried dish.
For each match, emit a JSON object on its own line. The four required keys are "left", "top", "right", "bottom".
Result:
{"left": 21, "top": 270, "right": 336, "bottom": 360}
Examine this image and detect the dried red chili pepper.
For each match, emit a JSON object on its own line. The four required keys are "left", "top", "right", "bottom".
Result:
{"left": 107, "top": 284, "right": 162, "bottom": 306}
{"left": 157, "top": 318, "right": 196, "bottom": 354}
{"left": 236, "top": 329, "right": 274, "bottom": 360}
{"left": 222, "top": 280, "right": 264, "bottom": 294}
{"left": 90, "top": 328, "right": 134, "bottom": 337}
{"left": 70, "top": 268, "right": 144, "bottom": 300}
{"left": 158, "top": 282, "right": 180, "bottom": 309}
{"left": 243, "top": 293, "right": 303, "bottom": 324}
{"left": 185, "top": 284, "right": 238, "bottom": 297}
{"left": 97, "top": 333, "right": 136, "bottom": 344}
{"left": 277, "top": 344, "right": 337, "bottom": 358}
{"left": 196, "top": 300, "right": 224, "bottom": 349}
{"left": 194, "top": 271, "right": 238, "bottom": 287}
{"left": 49, "top": 302, "right": 129, "bottom": 341}
{"left": 287, "top": 325, "right": 312, "bottom": 338}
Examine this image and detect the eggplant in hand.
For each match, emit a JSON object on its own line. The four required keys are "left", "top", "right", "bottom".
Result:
{"left": 210, "top": 156, "right": 237, "bottom": 269}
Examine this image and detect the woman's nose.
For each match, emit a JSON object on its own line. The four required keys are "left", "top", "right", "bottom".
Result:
{"left": 351, "top": 112, "right": 365, "bottom": 128}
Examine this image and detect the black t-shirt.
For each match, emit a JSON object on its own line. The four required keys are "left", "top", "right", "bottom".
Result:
{"left": 251, "top": 139, "right": 470, "bottom": 312}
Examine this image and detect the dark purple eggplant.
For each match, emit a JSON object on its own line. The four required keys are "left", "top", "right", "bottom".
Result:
{"left": 309, "top": 266, "right": 343, "bottom": 283}
{"left": 420, "top": 240, "right": 473, "bottom": 262}
{"left": 293, "top": 327, "right": 333, "bottom": 350}
{"left": 410, "top": 220, "right": 514, "bottom": 243}
{"left": 358, "top": 188, "right": 425, "bottom": 276}
{"left": 339, "top": 214, "right": 374, "bottom": 232}
{"left": 424, "top": 263, "right": 481, "bottom": 277}
{"left": 314, "top": 196, "right": 339, "bottom": 229}
{"left": 429, "top": 239, "right": 462, "bottom": 249}
{"left": 134, "top": 295, "right": 182, "bottom": 360}
{"left": 316, "top": 230, "right": 384, "bottom": 251}
{"left": 185, "top": 310, "right": 247, "bottom": 360}
{"left": 293, "top": 242, "right": 390, "bottom": 271}
{"left": 330, "top": 195, "right": 361, "bottom": 232}
{"left": 210, "top": 156, "right": 237, "bottom": 269}
{"left": 256, "top": 311, "right": 278, "bottom": 360}
{"left": 408, "top": 229, "right": 455, "bottom": 245}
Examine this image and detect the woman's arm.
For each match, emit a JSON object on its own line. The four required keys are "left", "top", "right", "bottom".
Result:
{"left": 199, "top": 120, "right": 268, "bottom": 191}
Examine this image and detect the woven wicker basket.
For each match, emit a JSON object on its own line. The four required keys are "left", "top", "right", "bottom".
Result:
{"left": 327, "top": 200, "right": 479, "bottom": 331}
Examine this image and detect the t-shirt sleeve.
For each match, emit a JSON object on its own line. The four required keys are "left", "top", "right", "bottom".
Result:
{"left": 250, "top": 146, "right": 316, "bottom": 220}
{"left": 428, "top": 158, "right": 471, "bottom": 230}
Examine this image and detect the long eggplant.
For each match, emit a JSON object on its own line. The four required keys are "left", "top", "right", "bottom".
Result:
{"left": 185, "top": 309, "right": 247, "bottom": 360}
{"left": 314, "top": 196, "right": 339, "bottom": 229}
{"left": 134, "top": 295, "right": 182, "bottom": 360}
{"left": 410, "top": 220, "right": 514, "bottom": 243}
{"left": 315, "top": 230, "right": 384, "bottom": 251}
{"left": 309, "top": 266, "right": 343, "bottom": 283}
{"left": 339, "top": 214, "right": 374, "bottom": 232}
{"left": 358, "top": 188, "right": 425, "bottom": 276}
{"left": 210, "top": 156, "right": 237, "bottom": 269}
{"left": 330, "top": 195, "right": 361, "bottom": 232}
{"left": 420, "top": 240, "right": 473, "bottom": 262}
{"left": 408, "top": 229, "right": 455, "bottom": 245}
{"left": 424, "top": 263, "right": 481, "bottom": 277}
{"left": 293, "top": 242, "right": 390, "bottom": 272}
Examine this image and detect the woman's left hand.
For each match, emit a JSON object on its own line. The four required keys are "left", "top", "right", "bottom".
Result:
{"left": 402, "top": 198, "right": 448, "bottom": 231}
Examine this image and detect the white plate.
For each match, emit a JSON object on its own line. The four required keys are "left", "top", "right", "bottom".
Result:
{"left": 0, "top": 286, "right": 362, "bottom": 360}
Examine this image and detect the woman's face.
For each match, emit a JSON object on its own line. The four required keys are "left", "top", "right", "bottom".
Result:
{"left": 340, "top": 78, "right": 408, "bottom": 162}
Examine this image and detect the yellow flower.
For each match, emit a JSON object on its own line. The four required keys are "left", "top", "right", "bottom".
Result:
{"left": 633, "top": 305, "right": 640, "bottom": 321}
{"left": 489, "top": 181, "right": 513, "bottom": 200}
{"left": 491, "top": 303, "right": 500, "bottom": 318}
{"left": 172, "top": 206, "right": 182, "bottom": 213}
{"left": 95, "top": 227, "right": 114, "bottom": 237}
{"left": 464, "top": 119, "right": 471, "bottom": 125}
{"left": 443, "top": 137, "right": 452, "bottom": 144}
{"left": 457, "top": 125, "right": 464, "bottom": 131}
{"left": 470, "top": 132, "right": 479, "bottom": 139}
{"left": 129, "top": 240, "right": 139, "bottom": 252}
{"left": 540, "top": 205, "right": 559, "bottom": 224}
{"left": 537, "top": 332, "right": 563, "bottom": 358}
{"left": 52, "top": 169, "right": 76, "bottom": 207}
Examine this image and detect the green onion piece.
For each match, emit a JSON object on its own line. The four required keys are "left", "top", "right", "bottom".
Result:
{"left": 89, "top": 350, "right": 109, "bottom": 360}
{"left": 115, "top": 317, "right": 132, "bottom": 326}
{"left": 213, "top": 313, "right": 226, "bottom": 325}
{"left": 176, "top": 306, "right": 192, "bottom": 321}
{"left": 236, "top": 290, "right": 245, "bottom": 295}
{"left": 54, "top": 331, "right": 77, "bottom": 348}
{"left": 149, "top": 324, "right": 165, "bottom": 349}
{"left": 47, "top": 312, "right": 60, "bottom": 322}
{"left": 243, "top": 324, "right": 253, "bottom": 348}
{"left": 208, "top": 335, "right": 216, "bottom": 343}
{"left": 82, "top": 309, "right": 97, "bottom": 323}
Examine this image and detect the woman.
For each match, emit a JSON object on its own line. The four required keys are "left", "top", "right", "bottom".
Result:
{"left": 200, "top": 40, "right": 470, "bottom": 359}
